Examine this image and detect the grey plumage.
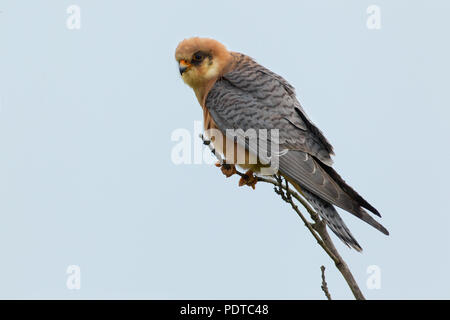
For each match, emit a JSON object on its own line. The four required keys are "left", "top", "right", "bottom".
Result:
{"left": 205, "top": 52, "right": 388, "bottom": 250}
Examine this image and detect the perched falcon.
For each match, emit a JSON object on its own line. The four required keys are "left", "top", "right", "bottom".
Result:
{"left": 175, "top": 37, "right": 388, "bottom": 251}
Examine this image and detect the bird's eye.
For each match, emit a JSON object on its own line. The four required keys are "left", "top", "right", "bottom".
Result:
{"left": 192, "top": 52, "right": 205, "bottom": 63}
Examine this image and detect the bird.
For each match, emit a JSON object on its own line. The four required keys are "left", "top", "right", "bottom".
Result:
{"left": 175, "top": 37, "right": 388, "bottom": 251}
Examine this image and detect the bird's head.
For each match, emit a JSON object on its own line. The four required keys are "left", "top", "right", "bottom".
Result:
{"left": 175, "top": 37, "right": 232, "bottom": 90}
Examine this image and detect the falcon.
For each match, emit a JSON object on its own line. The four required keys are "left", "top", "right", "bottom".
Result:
{"left": 175, "top": 37, "right": 388, "bottom": 251}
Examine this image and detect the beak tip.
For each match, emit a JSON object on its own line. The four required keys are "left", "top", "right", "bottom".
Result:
{"left": 178, "top": 60, "right": 189, "bottom": 75}
{"left": 179, "top": 66, "right": 187, "bottom": 75}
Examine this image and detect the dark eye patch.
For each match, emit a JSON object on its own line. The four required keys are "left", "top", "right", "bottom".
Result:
{"left": 191, "top": 51, "right": 208, "bottom": 65}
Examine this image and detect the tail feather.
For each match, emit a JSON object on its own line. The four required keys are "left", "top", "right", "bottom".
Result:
{"left": 301, "top": 189, "right": 363, "bottom": 252}
{"left": 279, "top": 151, "right": 388, "bottom": 234}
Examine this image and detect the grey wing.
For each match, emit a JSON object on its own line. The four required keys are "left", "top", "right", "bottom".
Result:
{"left": 279, "top": 150, "right": 388, "bottom": 235}
{"left": 205, "top": 56, "right": 388, "bottom": 235}
{"left": 218, "top": 56, "right": 335, "bottom": 166}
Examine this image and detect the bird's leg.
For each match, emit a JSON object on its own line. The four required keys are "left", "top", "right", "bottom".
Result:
{"left": 215, "top": 161, "right": 236, "bottom": 178}
{"left": 238, "top": 170, "right": 258, "bottom": 190}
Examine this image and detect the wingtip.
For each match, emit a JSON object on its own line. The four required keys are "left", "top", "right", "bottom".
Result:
{"left": 365, "top": 204, "right": 382, "bottom": 218}
{"left": 376, "top": 221, "right": 389, "bottom": 236}
{"left": 357, "top": 207, "right": 389, "bottom": 236}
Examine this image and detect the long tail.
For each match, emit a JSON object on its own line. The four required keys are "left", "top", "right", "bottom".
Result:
{"left": 300, "top": 188, "right": 363, "bottom": 251}
{"left": 278, "top": 151, "right": 389, "bottom": 236}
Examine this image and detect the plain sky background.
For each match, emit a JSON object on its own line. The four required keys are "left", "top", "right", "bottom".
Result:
{"left": 0, "top": 0, "right": 449, "bottom": 299}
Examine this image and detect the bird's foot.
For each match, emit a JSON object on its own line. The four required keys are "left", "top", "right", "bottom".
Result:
{"left": 215, "top": 162, "right": 236, "bottom": 178}
{"left": 238, "top": 170, "right": 258, "bottom": 190}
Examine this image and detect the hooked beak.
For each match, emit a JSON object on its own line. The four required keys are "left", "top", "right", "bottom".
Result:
{"left": 179, "top": 59, "right": 190, "bottom": 75}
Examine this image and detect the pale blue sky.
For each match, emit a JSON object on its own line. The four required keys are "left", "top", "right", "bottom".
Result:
{"left": 0, "top": 0, "right": 449, "bottom": 299}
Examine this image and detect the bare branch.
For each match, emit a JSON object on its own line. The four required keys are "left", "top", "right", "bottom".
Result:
{"left": 320, "top": 266, "right": 332, "bottom": 300}
{"left": 200, "top": 135, "right": 365, "bottom": 300}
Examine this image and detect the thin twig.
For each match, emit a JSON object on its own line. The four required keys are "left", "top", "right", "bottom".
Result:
{"left": 320, "top": 266, "right": 332, "bottom": 300}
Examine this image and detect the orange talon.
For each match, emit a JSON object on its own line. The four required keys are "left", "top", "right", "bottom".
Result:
{"left": 238, "top": 170, "right": 258, "bottom": 189}
{"left": 216, "top": 162, "right": 236, "bottom": 178}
